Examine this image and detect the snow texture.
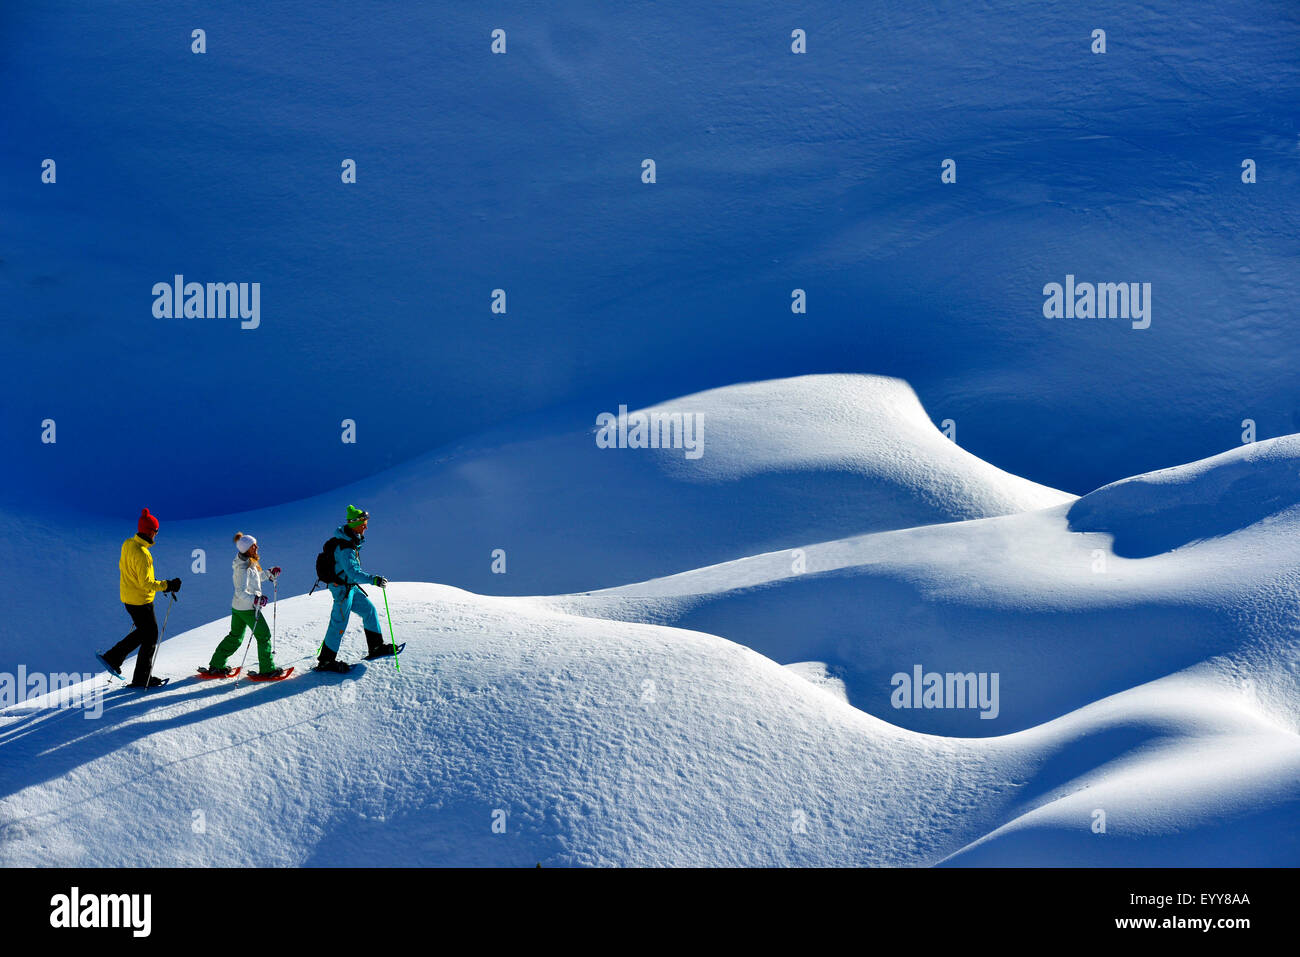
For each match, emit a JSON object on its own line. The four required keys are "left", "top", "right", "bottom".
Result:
{"left": 3, "top": 1, "right": 1298, "bottom": 867}
{"left": 2, "top": 380, "right": 1296, "bottom": 867}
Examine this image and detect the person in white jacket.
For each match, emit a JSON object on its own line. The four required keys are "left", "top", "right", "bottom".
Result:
{"left": 200, "top": 532, "right": 284, "bottom": 678}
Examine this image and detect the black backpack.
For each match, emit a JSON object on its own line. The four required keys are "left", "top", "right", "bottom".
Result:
{"left": 313, "top": 537, "right": 356, "bottom": 588}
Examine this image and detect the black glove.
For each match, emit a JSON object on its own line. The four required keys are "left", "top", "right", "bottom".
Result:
{"left": 372, "top": 576, "right": 388, "bottom": 588}
{"left": 166, "top": 578, "right": 182, "bottom": 593}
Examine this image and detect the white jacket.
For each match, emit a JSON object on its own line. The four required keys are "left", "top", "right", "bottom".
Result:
{"left": 231, "top": 557, "right": 278, "bottom": 612}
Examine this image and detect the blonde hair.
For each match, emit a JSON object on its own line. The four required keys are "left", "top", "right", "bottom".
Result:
{"left": 233, "top": 532, "right": 262, "bottom": 570}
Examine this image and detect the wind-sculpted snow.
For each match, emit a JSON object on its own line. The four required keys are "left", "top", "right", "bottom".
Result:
{"left": 7, "top": 375, "right": 1070, "bottom": 676}
{"left": 1066, "top": 435, "right": 1300, "bottom": 558}
{"left": 1, "top": 586, "right": 1295, "bottom": 867}
{"left": 2, "top": 390, "right": 1296, "bottom": 866}
{"left": 556, "top": 438, "right": 1300, "bottom": 738}
{"left": 6, "top": 0, "right": 1299, "bottom": 869}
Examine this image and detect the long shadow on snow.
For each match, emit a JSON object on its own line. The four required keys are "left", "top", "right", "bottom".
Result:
{"left": 0, "top": 666, "right": 366, "bottom": 817}
{"left": 664, "top": 568, "right": 1239, "bottom": 736}
{"left": 1066, "top": 454, "right": 1299, "bottom": 558}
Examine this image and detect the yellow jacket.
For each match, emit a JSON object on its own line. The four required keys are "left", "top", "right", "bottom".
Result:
{"left": 120, "top": 535, "right": 168, "bottom": 605}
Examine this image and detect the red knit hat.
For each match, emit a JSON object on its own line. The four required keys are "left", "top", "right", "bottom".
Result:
{"left": 137, "top": 508, "right": 160, "bottom": 537}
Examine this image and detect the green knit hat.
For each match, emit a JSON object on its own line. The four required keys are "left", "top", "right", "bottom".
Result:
{"left": 346, "top": 505, "right": 369, "bottom": 528}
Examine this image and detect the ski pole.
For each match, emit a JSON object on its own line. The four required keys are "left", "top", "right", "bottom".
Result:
{"left": 382, "top": 587, "right": 400, "bottom": 672}
{"left": 159, "top": 591, "right": 177, "bottom": 638}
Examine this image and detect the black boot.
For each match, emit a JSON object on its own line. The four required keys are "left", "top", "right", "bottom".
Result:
{"left": 364, "top": 630, "right": 394, "bottom": 659}
{"left": 316, "top": 644, "right": 351, "bottom": 673}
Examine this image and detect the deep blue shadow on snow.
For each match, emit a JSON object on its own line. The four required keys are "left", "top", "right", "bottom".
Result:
{"left": 0, "top": 664, "right": 365, "bottom": 812}
{"left": 1066, "top": 444, "right": 1300, "bottom": 558}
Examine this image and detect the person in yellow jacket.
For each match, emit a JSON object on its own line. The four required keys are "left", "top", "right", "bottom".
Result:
{"left": 97, "top": 508, "right": 181, "bottom": 688}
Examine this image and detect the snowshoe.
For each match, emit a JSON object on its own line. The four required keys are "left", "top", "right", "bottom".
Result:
{"left": 247, "top": 667, "right": 294, "bottom": 682}
{"left": 96, "top": 652, "right": 124, "bottom": 679}
{"left": 128, "top": 676, "right": 170, "bottom": 689}
{"left": 363, "top": 642, "right": 405, "bottom": 660}
{"left": 314, "top": 659, "right": 352, "bottom": 674}
{"left": 197, "top": 666, "right": 240, "bottom": 679}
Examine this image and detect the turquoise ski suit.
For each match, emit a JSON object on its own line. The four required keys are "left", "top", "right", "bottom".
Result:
{"left": 322, "top": 524, "right": 382, "bottom": 654}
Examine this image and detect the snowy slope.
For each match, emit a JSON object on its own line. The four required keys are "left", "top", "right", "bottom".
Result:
{"left": 1, "top": 584, "right": 1295, "bottom": 867}
{"left": 1, "top": 435, "right": 1296, "bottom": 866}
{"left": 6, "top": 375, "right": 1070, "bottom": 676}
{"left": 1066, "top": 435, "right": 1300, "bottom": 557}
{"left": 5, "top": 0, "right": 1298, "bottom": 871}
{"left": 553, "top": 436, "right": 1300, "bottom": 735}
{"left": 941, "top": 670, "right": 1300, "bottom": 867}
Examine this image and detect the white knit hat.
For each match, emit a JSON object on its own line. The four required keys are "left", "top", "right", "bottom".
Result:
{"left": 235, "top": 533, "right": 258, "bottom": 554}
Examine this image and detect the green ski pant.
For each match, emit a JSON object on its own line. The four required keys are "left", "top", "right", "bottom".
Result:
{"left": 210, "top": 608, "right": 276, "bottom": 673}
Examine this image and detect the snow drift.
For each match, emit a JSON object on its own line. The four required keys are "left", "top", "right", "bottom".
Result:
{"left": 1066, "top": 434, "right": 1300, "bottom": 557}
{"left": 7, "top": 374, "right": 1070, "bottom": 676}
{"left": 1, "top": 382, "right": 1295, "bottom": 867}
{"left": 1, "top": 585, "right": 1295, "bottom": 867}
{"left": 555, "top": 436, "right": 1300, "bottom": 736}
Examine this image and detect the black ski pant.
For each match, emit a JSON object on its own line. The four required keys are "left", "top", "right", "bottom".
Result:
{"left": 105, "top": 602, "right": 159, "bottom": 684}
